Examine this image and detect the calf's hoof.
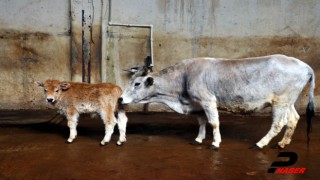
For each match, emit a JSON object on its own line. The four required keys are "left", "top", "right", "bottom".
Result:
{"left": 249, "top": 144, "right": 262, "bottom": 150}
{"left": 65, "top": 141, "right": 73, "bottom": 144}
{"left": 271, "top": 144, "right": 284, "bottom": 149}
{"left": 208, "top": 145, "right": 219, "bottom": 150}
{"left": 189, "top": 140, "right": 202, "bottom": 146}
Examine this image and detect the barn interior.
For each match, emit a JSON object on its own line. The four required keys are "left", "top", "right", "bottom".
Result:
{"left": 0, "top": 0, "right": 319, "bottom": 179}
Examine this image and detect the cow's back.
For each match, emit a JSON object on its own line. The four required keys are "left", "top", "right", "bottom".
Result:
{"left": 183, "top": 55, "right": 312, "bottom": 112}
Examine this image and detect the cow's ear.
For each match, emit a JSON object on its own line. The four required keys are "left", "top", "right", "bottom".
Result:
{"left": 60, "top": 82, "right": 71, "bottom": 90}
{"left": 145, "top": 77, "right": 154, "bottom": 86}
{"left": 35, "top": 81, "right": 44, "bottom": 87}
{"left": 141, "top": 66, "right": 149, "bottom": 76}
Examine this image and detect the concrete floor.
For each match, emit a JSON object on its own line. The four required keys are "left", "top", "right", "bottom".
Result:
{"left": 0, "top": 110, "right": 319, "bottom": 179}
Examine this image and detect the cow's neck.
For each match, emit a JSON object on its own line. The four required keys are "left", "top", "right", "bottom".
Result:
{"left": 147, "top": 75, "right": 192, "bottom": 114}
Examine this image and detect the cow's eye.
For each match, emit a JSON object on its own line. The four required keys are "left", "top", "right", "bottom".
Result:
{"left": 44, "top": 89, "right": 48, "bottom": 93}
{"left": 134, "top": 83, "right": 141, "bottom": 87}
{"left": 55, "top": 89, "right": 59, "bottom": 93}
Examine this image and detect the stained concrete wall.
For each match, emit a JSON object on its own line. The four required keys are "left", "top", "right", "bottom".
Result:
{"left": 0, "top": 0, "right": 102, "bottom": 109}
{"left": 0, "top": 0, "right": 71, "bottom": 109}
{"left": 0, "top": 0, "right": 319, "bottom": 113}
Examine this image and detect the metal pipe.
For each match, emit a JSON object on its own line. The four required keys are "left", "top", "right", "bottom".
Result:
{"left": 81, "top": 9, "right": 86, "bottom": 82}
{"left": 101, "top": 0, "right": 108, "bottom": 82}
{"left": 107, "top": 0, "right": 154, "bottom": 67}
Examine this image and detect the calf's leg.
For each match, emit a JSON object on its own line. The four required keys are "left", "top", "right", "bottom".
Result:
{"left": 116, "top": 110, "right": 128, "bottom": 146}
{"left": 66, "top": 109, "right": 79, "bottom": 143}
{"left": 100, "top": 108, "right": 117, "bottom": 146}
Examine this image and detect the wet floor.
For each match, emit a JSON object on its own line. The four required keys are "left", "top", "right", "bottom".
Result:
{"left": 0, "top": 110, "right": 319, "bottom": 179}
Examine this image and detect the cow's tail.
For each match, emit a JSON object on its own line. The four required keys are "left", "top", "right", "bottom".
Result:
{"left": 306, "top": 68, "right": 315, "bottom": 144}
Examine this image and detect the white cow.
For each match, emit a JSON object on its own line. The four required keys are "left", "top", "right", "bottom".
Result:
{"left": 120, "top": 54, "right": 315, "bottom": 150}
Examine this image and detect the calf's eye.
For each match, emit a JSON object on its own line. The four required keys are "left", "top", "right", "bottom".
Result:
{"left": 44, "top": 89, "right": 48, "bottom": 93}
{"left": 55, "top": 89, "right": 59, "bottom": 93}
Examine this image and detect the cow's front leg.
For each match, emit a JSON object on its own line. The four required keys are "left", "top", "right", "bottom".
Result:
{"left": 66, "top": 109, "right": 79, "bottom": 143}
{"left": 100, "top": 108, "right": 117, "bottom": 146}
{"left": 201, "top": 101, "right": 220, "bottom": 150}
{"left": 190, "top": 116, "right": 207, "bottom": 145}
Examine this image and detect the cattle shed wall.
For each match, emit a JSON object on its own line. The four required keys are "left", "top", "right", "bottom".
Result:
{"left": 0, "top": 0, "right": 319, "bottom": 113}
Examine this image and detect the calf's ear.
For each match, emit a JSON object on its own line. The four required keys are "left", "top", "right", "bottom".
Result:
{"left": 60, "top": 82, "right": 71, "bottom": 90}
{"left": 145, "top": 77, "right": 154, "bottom": 86}
{"left": 35, "top": 81, "right": 44, "bottom": 87}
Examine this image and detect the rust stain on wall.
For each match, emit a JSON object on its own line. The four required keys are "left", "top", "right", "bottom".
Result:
{"left": 0, "top": 30, "right": 50, "bottom": 41}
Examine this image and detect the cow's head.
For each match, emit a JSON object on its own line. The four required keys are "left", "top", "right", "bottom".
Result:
{"left": 120, "top": 67, "right": 155, "bottom": 104}
{"left": 35, "top": 80, "right": 70, "bottom": 103}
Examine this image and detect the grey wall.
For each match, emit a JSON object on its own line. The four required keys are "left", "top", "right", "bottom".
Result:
{"left": 0, "top": 0, "right": 71, "bottom": 109}
{"left": 0, "top": 0, "right": 319, "bottom": 113}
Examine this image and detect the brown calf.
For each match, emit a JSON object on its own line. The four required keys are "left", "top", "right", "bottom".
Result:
{"left": 36, "top": 80, "right": 128, "bottom": 146}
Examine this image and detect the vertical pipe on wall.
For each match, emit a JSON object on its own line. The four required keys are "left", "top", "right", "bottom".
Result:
{"left": 101, "top": 0, "right": 108, "bottom": 82}
{"left": 70, "top": 0, "right": 78, "bottom": 82}
{"left": 87, "top": 0, "right": 95, "bottom": 84}
{"left": 149, "top": 25, "right": 154, "bottom": 67}
{"left": 81, "top": 9, "right": 86, "bottom": 82}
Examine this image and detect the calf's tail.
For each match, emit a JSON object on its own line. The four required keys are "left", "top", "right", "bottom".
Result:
{"left": 114, "top": 97, "right": 126, "bottom": 119}
{"left": 306, "top": 68, "right": 315, "bottom": 144}
{"left": 114, "top": 86, "right": 125, "bottom": 119}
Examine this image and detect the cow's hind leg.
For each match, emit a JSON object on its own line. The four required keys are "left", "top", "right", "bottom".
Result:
{"left": 190, "top": 116, "right": 207, "bottom": 145}
{"left": 274, "top": 105, "right": 300, "bottom": 149}
{"left": 66, "top": 109, "right": 79, "bottom": 143}
{"left": 116, "top": 110, "right": 128, "bottom": 146}
{"left": 255, "top": 105, "right": 289, "bottom": 149}
{"left": 100, "top": 108, "right": 117, "bottom": 146}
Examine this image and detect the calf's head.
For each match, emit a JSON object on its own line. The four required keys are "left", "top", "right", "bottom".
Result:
{"left": 120, "top": 75, "right": 155, "bottom": 104}
{"left": 35, "top": 80, "right": 70, "bottom": 103}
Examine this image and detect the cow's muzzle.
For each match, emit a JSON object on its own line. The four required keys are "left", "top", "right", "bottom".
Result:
{"left": 118, "top": 97, "right": 123, "bottom": 104}
{"left": 119, "top": 96, "right": 132, "bottom": 104}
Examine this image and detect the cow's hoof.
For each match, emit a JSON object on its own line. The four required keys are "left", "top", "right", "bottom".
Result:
{"left": 208, "top": 145, "right": 219, "bottom": 150}
{"left": 100, "top": 142, "right": 108, "bottom": 146}
{"left": 249, "top": 144, "right": 262, "bottom": 150}
{"left": 117, "top": 141, "right": 125, "bottom": 146}
{"left": 271, "top": 144, "right": 284, "bottom": 149}
{"left": 189, "top": 140, "right": 202, "bottom": 146}
{"left": 65, "top": 139, "right": 74, "bottom": 144}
